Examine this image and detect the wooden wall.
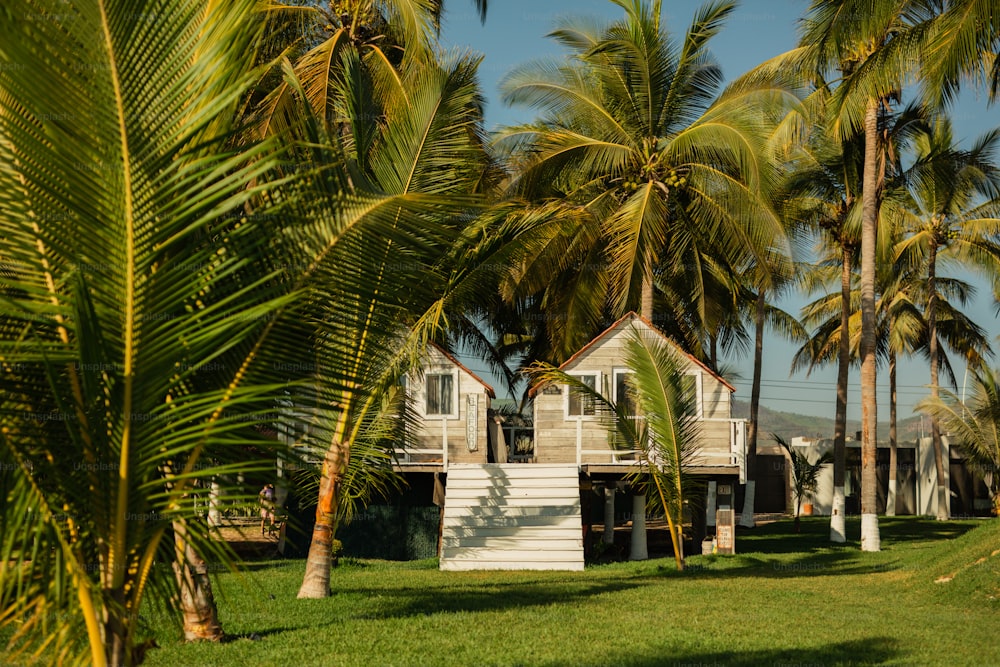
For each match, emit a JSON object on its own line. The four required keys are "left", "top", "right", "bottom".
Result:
{"left": 409, "top": 346, "right": 490, "bottom": 464}
{"left": 533, "top": 318, "right": 736, "bottom": 465}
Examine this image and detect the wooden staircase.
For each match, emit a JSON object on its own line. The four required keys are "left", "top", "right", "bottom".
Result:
{"left": 440, "top": 464, "right": 584, "bottom": 571}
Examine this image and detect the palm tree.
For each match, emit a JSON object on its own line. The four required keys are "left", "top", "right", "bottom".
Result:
{"left": 783, "top": 92, "right": 865, "bottom": 542}
{"left": 797, "top": 1, "right": 932, "bottom": 549}
{"left": 919, "top": 0, "right": 1000, "bottom": 107}
{"left": 495, "top": 0, "right": 795, "bottom": 358}
{"left": 919, "top": 367, "right": 1000, "bottom": 516}
{"left": 775, "top": 435, "right": 834, "bottom": 533}
{"left": 290, "top": 52, "right": 498, "bottom": 599}
{"left": 895, "top": 117, "right": 1000, "bottom": 520}
{"left": 253, "top": 0, "right": 488, "bottom": 140}
{"left": 0, "top": 0, "right": 304, "bottom": 662}
{"left": 740, "top": 112, "right": 806, "bottom": 528}
{"left": 528, "top": 326, "right": 703, "bottom": 571}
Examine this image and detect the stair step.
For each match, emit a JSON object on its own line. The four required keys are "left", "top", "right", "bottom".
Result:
{"left": 440, "top": 464, "right": 584, "bottom": 571}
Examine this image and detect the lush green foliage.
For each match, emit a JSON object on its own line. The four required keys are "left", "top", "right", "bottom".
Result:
{"left": 493, "top": 0, "right": 798, "bottom": 362}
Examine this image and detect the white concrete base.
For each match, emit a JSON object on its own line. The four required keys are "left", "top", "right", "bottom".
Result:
{"left": 629, "top": 494, "right": 648, "bottom": 560}
{"left": 603, "top": 486, "right": 615, "bottom": 544}
{"left": 860, "top": 513, "right": 881, "bottom": 552}
{"left": 829, "top": 485, "right": 845, "bottom": 543}
{"left": 706, "top": 481, "right": 717, "bottom": 527}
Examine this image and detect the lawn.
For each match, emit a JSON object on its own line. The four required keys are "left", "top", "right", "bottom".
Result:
{"left": 142, "top": 517, "right": 1000, "bottom": 666}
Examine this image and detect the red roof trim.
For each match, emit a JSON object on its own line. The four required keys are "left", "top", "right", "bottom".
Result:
{"left": 527, "top": 312, "right": 735, "bottom": 396}
{"left": 430, "top": 343, "right": 496, "bottom": 399}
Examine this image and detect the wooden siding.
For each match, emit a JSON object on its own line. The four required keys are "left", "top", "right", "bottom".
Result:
{"left": 408, "top": 347, "right": 490, "bottom": 465}
{"left": 533, "top": 318, "right": 737, "bottom": 465}
{"left": 440, "top": 464, "right": 584, "bottom": 571}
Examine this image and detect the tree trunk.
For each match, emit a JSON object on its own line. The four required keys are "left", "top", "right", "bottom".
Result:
{"left": 640, "top": 266, "right": 654, "bottom": 322}
{"left": 208, "top": 477, "right": 222, "bottom": 528}
{"left": 709, "top": 332, "right": 718, "bottom": 371}
{"left": 831, "top": 244, "right": 851, "bottom": 543}
{"left": 172, "top": 520, "right": 224, "bottom": 643}
{"left": 860, "top": 98, "right": 881, "bottom": 551}
{"left": 104, "top": 589, "right": 126, "bottom": 667}
{"left": 927, "top": 243, "right": 949, "bottom": 520}
{"left": 740, "top": 291, "right": 766, "bottom": 528}
{"left": 632, "top": 264, "right": 654, "bottom": 557}
{"left": 887, "top": 350, "right": 898, "bottom": 516}
{"left": 298, "top": 446, "right": 345, "bottom": 598}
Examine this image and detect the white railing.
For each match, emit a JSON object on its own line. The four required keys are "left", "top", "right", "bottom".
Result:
{"left": 575, "top": 417, "right": 748, "bottom": 474}
{"left": 398, "top": 446, "right": 447, "bottom": 468}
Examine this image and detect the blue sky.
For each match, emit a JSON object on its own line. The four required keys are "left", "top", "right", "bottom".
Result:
{"left": 440, "top": 0, "right": 1000, "bottom": 424}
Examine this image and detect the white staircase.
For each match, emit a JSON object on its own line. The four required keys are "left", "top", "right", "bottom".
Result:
{"left": 440, "top": 464, "right": 584, "bottom": 571}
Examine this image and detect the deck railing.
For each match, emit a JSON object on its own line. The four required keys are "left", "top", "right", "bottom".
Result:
{"left": 577, "top": 418, "right": 747, "bottom": 479}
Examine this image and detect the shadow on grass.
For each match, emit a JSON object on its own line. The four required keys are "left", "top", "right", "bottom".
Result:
{"left": 657, "top": 516, "right": 982, "bottom": 580}
{"left": 545, "top": 637, "right": 902, "bottom": 667}
{"left": 732, "top": 516, "right": 979, "bottom": 554}
{"left": 877, "top": 516, "right": 981, "bottom": 543}
{"left": 346, "top": 580, "right": 642, "bottom": 620}
{"left": 678, "top": 551, "right": 905, "bottom": 579}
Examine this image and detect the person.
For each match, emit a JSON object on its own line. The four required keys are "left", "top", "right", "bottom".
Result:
{"left": 259, "top": 483, "right": 275, "bottom": 535}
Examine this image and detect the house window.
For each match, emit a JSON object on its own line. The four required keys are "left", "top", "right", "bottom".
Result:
{"left": 566, "top": 372, "right": 598, "bottom": 418}
{"left": 425, "top": 373, "right": 456, "bottom": 417}
{"left": 613, "top": 369, "right": 638, "bottom": 417}
{"left": 681, "top": 372, "right": 703, "bottom": 418}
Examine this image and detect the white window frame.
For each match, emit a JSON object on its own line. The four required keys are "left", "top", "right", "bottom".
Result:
{"left": 612, "top": 368, "right": 640, "bottom": 419}
{"left": 682, "top": 371, "right": 704, "bottom": 419}
{"left": 423, "top": 370, "right": 459, "bottom": 419}
{"left": 565, "top": 371, "right": 601, "bottom": 420}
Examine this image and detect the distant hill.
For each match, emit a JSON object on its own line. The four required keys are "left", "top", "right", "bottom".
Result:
{"left": 732, "top": 400, "right": 924, "bottom": 443}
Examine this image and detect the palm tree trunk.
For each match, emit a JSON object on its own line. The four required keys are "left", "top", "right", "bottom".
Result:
{"left": 631, "top": 260, "right": 655, "bottom": 558}
{"left": 740, "top": 290, "right": 766, "bottom": 528}
{"left": 887, "top": 349, "right": 898, "bottom": 516}
{"left": 927, "top": 243, "right": 949, "bottom": 520}
{"left": 298, "top": 446, "right": 345, "bottom": 598}
{"left": 173, "top": 520, "right": 224, "bottom": 642}
{"left": 860, "top": 98, "right": 881, "bottom": 551}
{"left": 641, "top": 266, "right": 654, "bottom": 319}
{"left": 831, "top": 243, "right": 851, "bottom": 543}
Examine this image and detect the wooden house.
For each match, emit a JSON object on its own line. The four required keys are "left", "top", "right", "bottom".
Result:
{"left": 399, "top": 343, "right": 497, "bottom": 468}
{"left": 529, "top": 312, "right": 746, "bottom": 478}
{"left": 392, "top": 317, "right": 747, "bottom": 571}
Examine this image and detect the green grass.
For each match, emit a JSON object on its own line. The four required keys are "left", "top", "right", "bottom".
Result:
{"left": 140, "top": 517, "right": 1000, "bottom": 666}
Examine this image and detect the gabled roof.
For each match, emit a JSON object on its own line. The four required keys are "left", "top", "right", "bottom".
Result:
{"left": 428, "top": 343, "right": 496, "bottom": 398}
{"left": 528, "top": 312, "right": 735, "bottom": 396}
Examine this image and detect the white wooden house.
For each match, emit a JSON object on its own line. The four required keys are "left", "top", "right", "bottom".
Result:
{"left": 528, "top": 312, "right": 747, "bottom": 479}
{"left": 394, "top": 318, "right": 747, "bottom": 571}
{"left": 398, "top": 343, "right": 496, "bottom": 469}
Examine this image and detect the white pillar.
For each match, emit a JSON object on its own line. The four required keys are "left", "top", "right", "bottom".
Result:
{"left": 830, "top": 485, "right": 846, "bottom": 543}
{"left": 886, "top": 479, "right": 897, "bottom": 517}
{"left": 629, "top": 493, "right": 648, "bottom": 560}
{"left": 603, "top": 485, "right": 616, "bottom": 544}
{"left": 706, "top": 481, "right": 717, "bottom": 527}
